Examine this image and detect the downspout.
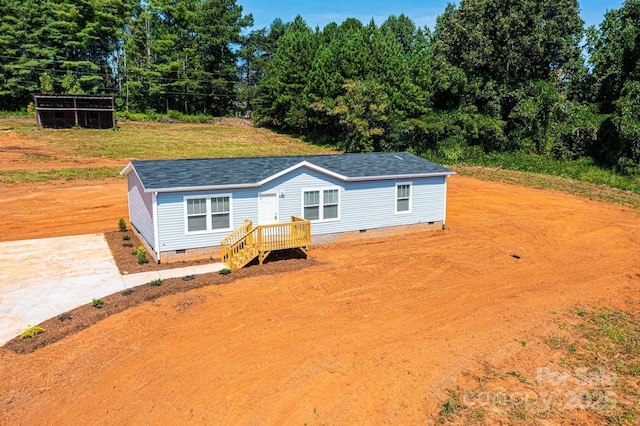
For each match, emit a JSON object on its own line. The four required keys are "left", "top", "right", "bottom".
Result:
{"left": 152, "top": 192, "right": 161, "bottom": 263}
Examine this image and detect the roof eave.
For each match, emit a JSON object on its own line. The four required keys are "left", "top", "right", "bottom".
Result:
{"left": 120, "top": 162, "right": 134, "bottom": 176}
{"left": 346, "top": 171, "right": 456, "bottom": 182}
{"left": 146, "top": 171, "right": 455, "bottom": 192}
{"left": 145, "top": 183, "right": 260, "bottom": 193}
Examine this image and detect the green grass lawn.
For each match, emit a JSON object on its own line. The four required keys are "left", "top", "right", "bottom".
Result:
{"left": 1, "top": 117, "right": 337, "bottom": 159}
{"left": 0, "top": 117, "right": 339, "bottom": 184}
{"left": 433, "top": 151, "right": 640, "bottom": 209}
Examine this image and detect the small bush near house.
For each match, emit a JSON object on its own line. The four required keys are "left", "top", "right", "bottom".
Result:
{"left": 92, "top": 298, "right": 103, "bottom": 309}
{"left": 219, "top": 268, "right": 231, "bottom": 275}
{"left": 136, "top": 245, "right": 149, "bottom": 264}
{"left": 118, "top": 218, "right": 127, "bottom": 232}
{"left": 150, "top": 278, "right": 162, "bottom": 286}
{"left": 21, "top": 325, "right": 44, "bottom": 339}
{"left": 122, "top": 234, "right": 131, "bottom": 241}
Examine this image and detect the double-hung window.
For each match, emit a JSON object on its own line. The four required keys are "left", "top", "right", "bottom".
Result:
{"left": 210, "top": 196, "right": 230, "bottom": 229}
{"left": 303, "top": 188, "right": 340, "bottom": 221}
{"left": 186, "top": 198, "right": 207, "bottom": 232}
{"left": 303, "top": 190, "right": 320, "bottom": 220}
{"left": 395, "top": 183, "right": 411, "bottom": 214}
{"left": 185, "top": 195, "right": 231, "bottom": 233}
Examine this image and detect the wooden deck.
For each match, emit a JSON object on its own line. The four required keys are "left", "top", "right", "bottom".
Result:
{"left": 220, "top": 216, "right": 311, "bottom": 270}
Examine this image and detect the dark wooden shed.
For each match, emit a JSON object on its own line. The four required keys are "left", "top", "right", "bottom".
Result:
{"left": 33, "top": 95, "right": 115, "bottom": 129}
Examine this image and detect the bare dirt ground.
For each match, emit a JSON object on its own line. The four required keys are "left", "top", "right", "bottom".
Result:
{"left": 1, "top": 171, "right": 640, "bottom": 423}
{"left": 0, "top": 179, "right": 127, "bottom": 241}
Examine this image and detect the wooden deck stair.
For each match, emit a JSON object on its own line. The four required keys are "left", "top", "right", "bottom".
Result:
{"left": 221, "top": 216, "right": 311, "bottom": 271}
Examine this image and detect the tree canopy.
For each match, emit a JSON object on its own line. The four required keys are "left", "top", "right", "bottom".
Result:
{"left": 0, "top": 0, "right": 638, "bottom": 173}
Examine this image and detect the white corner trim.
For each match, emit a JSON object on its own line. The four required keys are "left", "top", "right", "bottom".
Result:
{"left": 152, "top": 192, "right": 160, "bottom": 263}
{"left": 443, "top": 175, "right": 449, "bottom": 226}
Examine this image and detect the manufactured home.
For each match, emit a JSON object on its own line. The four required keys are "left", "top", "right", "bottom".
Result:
{"left": 121, "top": 152, "right": 454, "bottom": 264}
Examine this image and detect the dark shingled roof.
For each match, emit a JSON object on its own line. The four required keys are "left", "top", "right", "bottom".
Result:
{"left": 126, "top": 151, "right": 454, "bottom": 192}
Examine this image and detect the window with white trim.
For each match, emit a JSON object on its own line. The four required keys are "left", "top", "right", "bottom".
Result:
{"left": 303, "top": 190, "right": 320, "bottom": 220}
{"left": 186, "top": 198, "right": 207, "bottom": 232}
{"left": 210, "top": 196, "right": 230, "bottom": 229}
{"left": 185, "top": 195, "right": 232, "bottom": 233}
{"left": 396, "top": 183, "right": 411, "bottom": 213}
{"left": 303, "top": 188, "right": 340, "bottom": 221}
{"left": 323, "top": 189, "right": 339, "bottom": 219}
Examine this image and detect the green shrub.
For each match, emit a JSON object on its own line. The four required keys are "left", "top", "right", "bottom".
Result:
{"left": 122, "top": 234, "right": 131, "bottom": 241}
{"left": 92, "top": 298, "right": 103, "bottom": 309}
{"left": 219, "top": 268, "right": 231, "bottom": 275}
{"left": 21, "top": 325, "right": 44, "bottom": 339}
{"left": 118, "top": 218, "right": 127, "bottom": 232}
{"left": 150, "top": 278, "right": 162, "bottom": 286}
{"left": 168, "top": 109, "right": 183, "bottom": 120}
{"left": 136, "top": 245, "right": 149, "bottom": 264}
{"left": 26, "top": 102, "right": 36, "bottom": 117}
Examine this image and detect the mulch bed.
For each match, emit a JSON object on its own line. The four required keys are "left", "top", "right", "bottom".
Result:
{"left": 104, "top": 230, "right": 213, "bottom": 274}
{"left": 4, "top": 235, "right": 315, "bottom": 354}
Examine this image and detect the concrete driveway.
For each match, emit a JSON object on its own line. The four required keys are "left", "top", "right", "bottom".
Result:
{"left": 0, "top": 234, "right": 127, "bottom": 345}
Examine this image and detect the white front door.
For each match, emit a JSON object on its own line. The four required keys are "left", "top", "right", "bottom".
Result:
{"left": 259, "top": 193, "right": 278, "bottom": 225}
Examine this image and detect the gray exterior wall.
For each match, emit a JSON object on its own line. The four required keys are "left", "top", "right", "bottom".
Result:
{"left": 153, "top": 166, "right": 447, "bottom": 253}
{"left": 127, "top": 171, "right": 156, "bottom": 250}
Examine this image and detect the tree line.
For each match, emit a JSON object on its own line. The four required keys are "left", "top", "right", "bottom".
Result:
{"left": 0, "top": 0, "right": 638, "bottom": 172}
{"left": 251, "top": 0, "right": 640, "bottom": 173}
{"left": 0, "top": 0, "right": 250, "bottom": 115}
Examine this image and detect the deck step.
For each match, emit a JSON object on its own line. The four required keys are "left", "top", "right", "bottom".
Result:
{"left": 220, "top": 217, "right": 311, "bottom": 271}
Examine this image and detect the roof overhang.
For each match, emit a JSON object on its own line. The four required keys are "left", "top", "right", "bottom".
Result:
{"left": 121, "top": 159, "right": 455, "bottom": 194}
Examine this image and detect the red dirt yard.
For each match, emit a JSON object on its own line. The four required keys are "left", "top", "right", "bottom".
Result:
{"left": 1, "top": 170, "right": 640, "bottom": 423}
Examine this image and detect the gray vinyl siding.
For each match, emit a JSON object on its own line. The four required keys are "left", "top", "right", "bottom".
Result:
{"left": 127, "top": 172, "right": 155, "bottom": 249}
{"left": 154, "top": 166, "right": 447, "bottom": 252}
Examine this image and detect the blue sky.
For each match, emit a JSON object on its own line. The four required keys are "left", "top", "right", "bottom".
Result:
{"left": 238, "top": 0, "right": 624, "bottom": 32}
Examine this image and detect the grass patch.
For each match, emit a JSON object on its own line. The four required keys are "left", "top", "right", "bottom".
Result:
{"left": 506, "top": 370, "right": 528, "bottom": 383}
{"left": 570, "top": 308, "right": 640, "bottom": 424}
{"left": 431, "top": 150, "right": 640, "bottom": 208}
{"left": 0, "top": 117, "right": 338, "bottom": 184}
{"left": 436, "top": 389, "right": 463, "bottom": 423}
{"left": 455, "top": 165, "right": 640, "bottom": 209}
{"left": 1, "top": 117, "right": 337, "bottom": 161}
{"left": 436, "top": 307, "right": 640, "bottom": 424}
{"left": 0, "top": 167, "right": 121, "bottom": 184}
{"left": 546, "top": 335, "right": 567, "bottom": 350}
{"left": 447, "top": 152, "right": 640, "bottom": 193}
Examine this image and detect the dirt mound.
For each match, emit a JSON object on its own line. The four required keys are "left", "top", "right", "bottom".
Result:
{"left": 0, "top": 175, "right": 639, "bottom": 424}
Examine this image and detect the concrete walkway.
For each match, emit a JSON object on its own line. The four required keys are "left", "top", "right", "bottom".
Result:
{"left": 0, "top": 234, "right": 225, "bottom": 345}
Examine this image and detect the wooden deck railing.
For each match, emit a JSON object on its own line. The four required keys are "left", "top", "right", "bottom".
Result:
{"left": 220, "top": 219, "right": 253, "bottom": 267}
{"left": 221, "top": 216, "right": 311, "bottom": 270}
